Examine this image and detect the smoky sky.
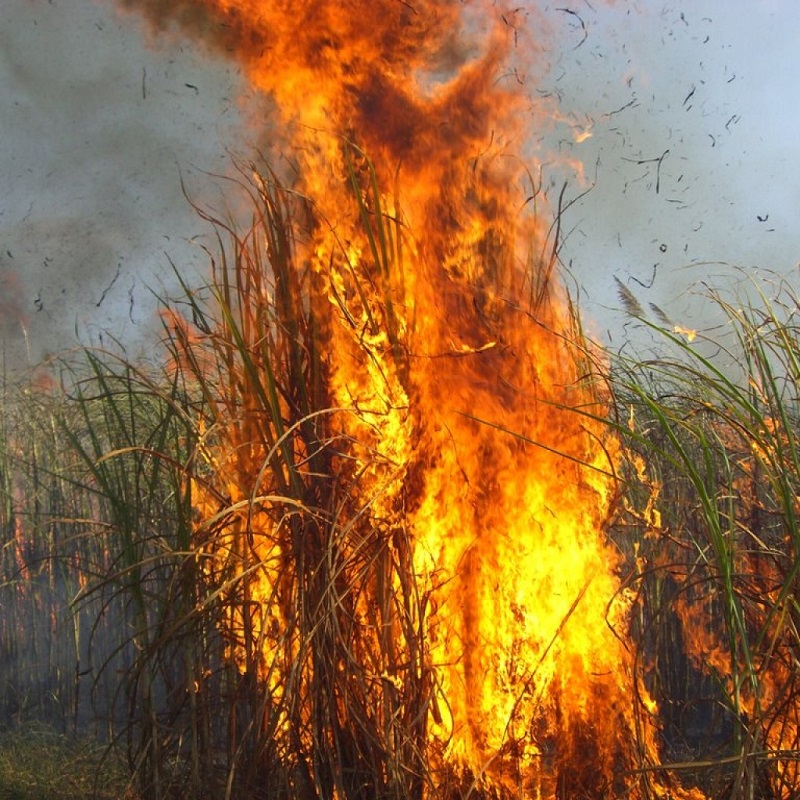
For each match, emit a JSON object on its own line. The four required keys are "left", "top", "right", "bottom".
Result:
{"left": 1, "top": 0, "right": 265, "bottom": 370}
{"left": 544, "top": 1, "right": 800, "bottom": 347}
{"left": 2, "top": 0, "right": 799, "bottom": 370}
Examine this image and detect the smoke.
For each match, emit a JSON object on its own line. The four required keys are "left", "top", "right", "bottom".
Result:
{"left": 0, "top": 0, "right": 263, "bottom": 372}
{"left": 109, "top": 0, "right": 800, "bottom": 349}
{"left": 0, "top": 268, "right": 27, "bottom": 339}
{"left": 111, "top": 0, "right": 541, "bottom": 181}
{"left": 5, "top": 0, "right": 799, "bottom": 372}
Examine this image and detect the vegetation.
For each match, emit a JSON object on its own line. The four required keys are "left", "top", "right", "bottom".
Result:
{"left": 0, "top": 724, "right": 129, "bottom": 799}
{"left": 1, "top": 163, "right": 799, "bottom": 798}
{"left": 609, "top": 276, "right": 800, "bottom": 799}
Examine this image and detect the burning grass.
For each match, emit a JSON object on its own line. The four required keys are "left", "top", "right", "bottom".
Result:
{"left": 1, "top": 3, "right": 798, "bottom": 796}
{"left": 609, "top": 275, "right": 800, "bottom": 799}
{"left": 2, "top": 162, "right": 800, "bottom": 799}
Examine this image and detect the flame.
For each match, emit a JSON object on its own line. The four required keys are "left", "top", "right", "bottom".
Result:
{"left": 673, "top": 325, "right": 697, "bottom": 343}
{"left": 671, "top": 415, "right": 800, "bottom": 799}
{"left": 123, "top": 0, "right": 676, "bottom": 795}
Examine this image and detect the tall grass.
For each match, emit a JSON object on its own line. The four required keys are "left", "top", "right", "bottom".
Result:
{"left": 0, "top": 369, "right": 111, "bottom": 733}
{"left": 62, "top": 350, "right": 215, "bottom": 799}
{"left": 3, "top": 155, "right": 800, "bottom": 799}
{"left": 52, "top": 159, "right": 430, "bottom": 799}
{"left": 611, "top": 274, "right": 800, "bottom": 798}
{"left": 166, "top": 162, "right": 430, "bottom": 800}
{"left": 1, "top": 158, "right": 431, "bottom": 799}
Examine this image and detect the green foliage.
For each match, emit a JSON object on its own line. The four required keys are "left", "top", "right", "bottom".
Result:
{"left": 612, "top": 274, "right": 800, "bottom": 798}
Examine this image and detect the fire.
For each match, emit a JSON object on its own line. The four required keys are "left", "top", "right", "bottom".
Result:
{"left": 670, "top": 414, "right": 800, "bottom": 800}
{"left": 122, "top": 0, "right": 674, "bottom": 795}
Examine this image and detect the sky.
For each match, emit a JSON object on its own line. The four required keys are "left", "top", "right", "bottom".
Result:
{"left": 2, "top": 0, "right": 799, "bottom": 370}
{"left": 547, "top": 1, "right": 800, "bottom": 348}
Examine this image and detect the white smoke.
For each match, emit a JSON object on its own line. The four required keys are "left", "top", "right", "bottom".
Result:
{"left": 0, "top": 0, "right": 264, "bottom": 370}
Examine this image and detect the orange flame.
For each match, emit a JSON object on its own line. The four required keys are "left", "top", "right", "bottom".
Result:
{"left": 121, "top": 0, "right": 676, "bottom": 795}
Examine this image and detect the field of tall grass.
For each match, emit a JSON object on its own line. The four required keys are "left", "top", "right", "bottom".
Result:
{"left": 1, "top": 163, "right": 799, "bottom": 799}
